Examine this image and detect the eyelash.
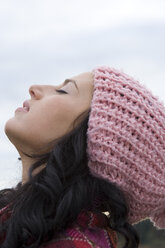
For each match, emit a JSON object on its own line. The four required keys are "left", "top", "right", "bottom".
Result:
{"left": 56, "top": 89, "right": 68, "bottom": 94}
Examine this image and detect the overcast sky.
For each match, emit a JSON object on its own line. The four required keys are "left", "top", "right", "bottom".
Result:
{"left": 0, "top": 0, "right": 165, "bottom": 189}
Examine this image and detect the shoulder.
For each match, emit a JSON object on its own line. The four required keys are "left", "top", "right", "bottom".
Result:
{"left": 41, "top": 229, "right": 117, "bottom": 248}
{"left": 41, "top": 210, "right": 117, "bottom": 248}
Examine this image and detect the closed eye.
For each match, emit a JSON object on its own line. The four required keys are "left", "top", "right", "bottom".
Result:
{"left": 56, "top": 89, "right": 68, "bottom": 94}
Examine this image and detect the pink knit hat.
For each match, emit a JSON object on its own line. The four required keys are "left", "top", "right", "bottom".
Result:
{"left": 87, "top": 66, "right": 165, "bottom": 229}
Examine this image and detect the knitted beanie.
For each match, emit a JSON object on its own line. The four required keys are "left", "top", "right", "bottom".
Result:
{"left": 86, "top": 66, "right": 165, "bottom": 229}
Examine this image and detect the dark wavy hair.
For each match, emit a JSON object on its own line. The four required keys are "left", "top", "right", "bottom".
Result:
{"left": 0, "top": 109, "right": 139, "bottom": 248}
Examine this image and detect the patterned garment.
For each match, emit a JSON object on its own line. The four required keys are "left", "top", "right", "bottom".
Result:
{"left": 42, "top": 210, "right": 117, "bottom": 248}
{"left": 0, "top": 206, "right": 117, "bottom": 248}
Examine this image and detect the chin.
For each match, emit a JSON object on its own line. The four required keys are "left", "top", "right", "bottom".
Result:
{"left": 4, "top": 117, "right": 19, "bottom": 143}
{"left": 4, "top": 117, "right": 12, "bottom": 135}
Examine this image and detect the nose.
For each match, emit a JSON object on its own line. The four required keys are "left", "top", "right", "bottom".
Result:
{"left": 29, "top": 85, "right": 44, "bottom": 100}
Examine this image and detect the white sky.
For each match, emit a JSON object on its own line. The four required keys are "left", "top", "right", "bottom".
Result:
{"left": 0, "top": 0, "right": 165, "bottom": 189}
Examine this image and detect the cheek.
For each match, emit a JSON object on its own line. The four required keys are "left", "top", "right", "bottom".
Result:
{"left": 39, "top": 101, "right": 77, "bottom": 140}
{"left": 5, "top": 98, "right": 78, "bottom": 151}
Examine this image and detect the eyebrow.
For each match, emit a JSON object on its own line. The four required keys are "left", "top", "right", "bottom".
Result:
{"left": 63, "top": 79, "right": 79, "bottom": 93}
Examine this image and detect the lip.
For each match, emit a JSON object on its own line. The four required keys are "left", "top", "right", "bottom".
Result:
{"left": 15, "top": 100, "right": 30, "bottom": 113}
{"left": 15, "top": 107, "right": 29, "bottom": 113}
{"left": 23, "top": 100, "right": 30, "bottom": 111}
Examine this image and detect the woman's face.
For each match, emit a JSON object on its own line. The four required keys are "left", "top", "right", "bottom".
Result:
{"left": 5, "top": 71, "right": 94, "bottom": 156}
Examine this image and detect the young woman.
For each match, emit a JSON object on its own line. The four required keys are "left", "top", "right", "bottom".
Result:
{"left": 0, "top": 66, "right": 164, "bottom": 248}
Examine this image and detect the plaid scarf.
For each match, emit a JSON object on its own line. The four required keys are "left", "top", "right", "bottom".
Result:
{"left": 0, "top": 206, "right": 117, "bottom": 248}
{"left": 41, "top": 210, "right": 117, "bottom": 248}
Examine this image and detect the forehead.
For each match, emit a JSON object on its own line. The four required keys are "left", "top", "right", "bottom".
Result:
{"left": 71, "top": 71, "right": 94, "bottom": 90}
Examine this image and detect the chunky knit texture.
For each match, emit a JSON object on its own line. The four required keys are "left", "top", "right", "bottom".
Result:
{"left": 87, "top": 66, "right": 165, "bottom": 229}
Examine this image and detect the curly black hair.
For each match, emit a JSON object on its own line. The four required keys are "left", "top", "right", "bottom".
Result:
{"left": 0, "top": 109, "right": 139, "bottom": 248}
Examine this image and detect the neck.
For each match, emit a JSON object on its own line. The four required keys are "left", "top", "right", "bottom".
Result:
{"left": 20, "top": 155, "right": 45, "bottom": 184}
